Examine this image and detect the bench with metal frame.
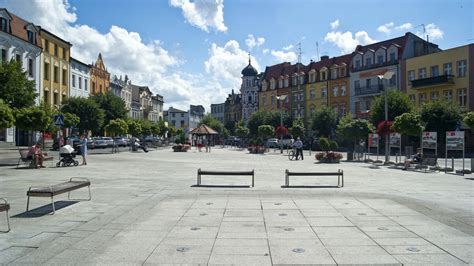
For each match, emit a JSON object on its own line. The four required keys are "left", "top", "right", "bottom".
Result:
{"left": 17, "top": 148, "right": 54, "bottom": 169}
{"left": 416, "top": 157, "right": 438, "bottom": 171}
{"left": 284, "top": 169, "right": 344, "bottom": 187}
{"left": 0, "top": 198, "right": 10, "bottom": 233}
{"left": 197, "top": 168, "right": 254, "bottom": 187}
{"left": 26, "top": 177, "right": 91, "bottom": 214}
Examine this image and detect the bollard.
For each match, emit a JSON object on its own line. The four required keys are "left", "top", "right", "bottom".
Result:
{"left": 451, "top": 157, "right": 454, "bottom": 171}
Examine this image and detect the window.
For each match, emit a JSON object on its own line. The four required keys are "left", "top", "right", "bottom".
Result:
{"left": 299, "top": 92, "right": 304, "bottom": 101}
{"left": 44, "top": 62, "right": 49, "bottom": 80}
{"left": 172, "top": 113, "right": 175, "bottom": 118}
{"left": 458, "top": 88, "right": 467, "bottom": 107}
{"left": 355, "top": 60, "right": 361, "bottom": 69}
{"left": 0, "top": 18, "right": 8, "bottom": 32}
{"left": 180, "top": 120, "right": 185, "bottom": 127}
{"left": 1, "top": 48, "right": 6, "bottom": 64}
{"left": 44, "top": 39, "right": 49, "bottom": 53}
{"left": 92, "top": 81, "right": 96, "bottom": 92}
{"left": 418, "top": 68, "right": 426, "bottom": 79}
{"left": 284, "top": 78, "right": 289, "bottom": 87}
{"left": 15, "top": 54, "right": 21, "bottom": 64}
{"left": 340, "top": 67, "right": 346, "bottom": 77}
{"left": 408, "top": 70, "right": 415, "bottom": 81}
{"left": 270, "top": 80, "right": 275, "bottom": 90}
{"left": 321, "top": 87, "right": 327, "bottom": 98}
{"left": 366, "top": 79, "right": 371, "bottom": 88}
{"left": 340, "top": 105, "right": 346, "bottom": 115}
{"left": 72, "top": 74, "right": 76, "bottom": 87}
{"left": 299, "top": 75, "right": 304, "bottom": 84}
{"left": 321, "top": 71, "right": 326, "bottom": 81}
{"left": 419, "top": 93, "right": 427, "bottom": 104}
{"left": 377, "top": 55, "right": 384, "bottom": 64}
{"left": 355, "top": 102, "right": 361, "bottom": 113}
{"left": 271, "top": 95, "right": 276, "bottom": 105}
{"left": 332, "top": 86, "right": 338, "bottom": 97}
{"left": 389, "top": 74, "right": 396, "bottom": 86}
{"left": 309, "top": 72, "right": 316, "bottom": 83}
{"left": 310, "top": 88, "right": 315, "bottom": 100}
{"left": 341, "top": 85, "right": 346, "bottom": 96}
{"left": 443, "top": 63, "right": 452, "bottom": 75}
{"left": 366, "top": 99, "right": 371, "bottom": 110}
{"left": 54, "top": 44, "right": 58, "bottom": 56}
{"left": 53, "top": 66, "right": 59, "bottom": 83}
{"left": 443, "top": 90, "right": 452, "bottom": 100}
{"left": 27, "top": 31, "right": 35, "bottom": 44}
{"left": 431, "top": 65, "right": 439, "bottom": 77}
{"left": 430, "top": 91, "right": 439, "bottom": 101}
{"left": 79, "top": 77, "right": 82, "bottom": 89}
{"left": 279, "top": 79, "right": 283, "bottom": 88}
{"left": 365, "top": 57, "right": 372, "bottom": 67}
{"left": 292, "top": 76, "right": 297, "bottom": 85}
{"left": 99, "top": 84, "right": 102, "bottom": 92}
{"left": 332, "top": 69, "right": 338, "bottom": 79}
{"left": 62, "top": 69, "right": 67, "bottom": 85}
{"left": 409, "top": 94, "right": 415, "bottom": 103}
{"left": 84, "top": 79, "right": 87, "bottom": 91}
{"left": 262, "top": 95, "right": 266, "bottom": 106}
{"left": 389, "top": 52, "right": 396, "bottom": 62}
{"left": 62, "top": 48, "right": 66, "bottom": 59}
{"left": 293, "top": 93, "right": 297, "bottom": 102}
{"left": 457, "top": 60, "right": 467, "bottom": 77}
{"left": 354, "top": 80, "right": 360, "bottom": 89}
{"left": 54, "top": 92, "right": 59, "bottom": 105}
{"left": 28, "top": 58, "right": 33, "bottom": 77}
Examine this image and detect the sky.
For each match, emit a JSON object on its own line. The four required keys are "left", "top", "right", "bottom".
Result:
{"left": 1, "top": 0, "right": 473, "bottom": 111}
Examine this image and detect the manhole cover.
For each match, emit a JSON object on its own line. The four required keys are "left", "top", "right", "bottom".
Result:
{"left": 377, "top": 227, "right": 389, "bottom": 231}
{"left": 199, "top": 213, "right": 208, "bottom": 216}
{"left": 279, "top": 213, "right": 288, "bottom": 216}
{"left": 292, "top": 248, "right": 305, "bottom": 253}
{"left": 358, "top": 213, "right": 367, "bottom": 216}
{"left": 284, "top": 227, "right": 295, "bottom": 231}
{"left": 206, "top": 202, "right": 213, "bottom": 205}
{"left": 406, "top": 247, "right": 420, "bottom": 252}
{"left": 190, "top": 227, "right": 201, "bottom": 231}
{"left": 176, "top": 247, "right": 190, "bottom": 252}
{"left": 274, "top": 203, "right": 282, "bottom": 205}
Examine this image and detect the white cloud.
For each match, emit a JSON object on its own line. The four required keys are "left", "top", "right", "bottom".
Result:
{"left": 245, "top": 34, "right": 265, "bottom": 50}
{"left": 169, "top": 0, "right": 227, "bottom": 33}
{"left": 262, "top": 49, "right": 269, "bottom": 54}
{"left": 1, "top": 0, "right": 232, "bottom": 111}
{"left": 423, "top": 23, "right": 444, "bottom": 40}
{"left": 377, "top": 22, "right": 394, "bottom": 34}
{"left": 271, "top": 50, "right": 297, "bottom": 62}
{"left": 395, "top": 23, "right": 413, "bottom": 31}
{"left": 330, "top": 19, "right": 339, "bottom": 30}
{"left": 282, "top": 44, "right": 293, "bottom": 51}
{"left": 324, "top": 30, "right": 377, "bottom": 54}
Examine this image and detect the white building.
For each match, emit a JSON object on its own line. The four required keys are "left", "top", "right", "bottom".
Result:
{"left": 70, "top": 57, "right": 90, "bottom": 98}
{"left": 0, "top": 9, "right": 42, "bottom": 146}
{"left": 166, "top": 107, "right": 188, "bottom": 129}
{"left": 240, "top": 59, "right": 259, "bottom": 124}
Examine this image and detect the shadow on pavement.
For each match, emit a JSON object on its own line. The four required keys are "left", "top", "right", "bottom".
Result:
{"left": 191, "top": 184, "right": 252, "bottom": 188}
{"left": 281, "top": 185, "right": 340, "bottom": 188}
{"left": 12, "top": 201, "right": 79, "bottom": 218}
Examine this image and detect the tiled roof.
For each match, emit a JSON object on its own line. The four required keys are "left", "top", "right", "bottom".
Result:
{"left": 262, "top": 62, "right": 291, "bottom": 80}
{"left": 353, "top": 33, "right": 409, "bottom": 54}
{"left": 1, "top": 9, "right": 41, "bottom": 48}
{"left": 307, "top": 54, "right": 352, "bottom": 71}
{"left": 168, "top": 107, "right": 187, "bottom": 113}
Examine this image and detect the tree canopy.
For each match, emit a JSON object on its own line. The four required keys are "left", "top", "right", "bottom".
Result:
{"left": 91, "top": 91, "right": 128, "bottom": 131}
{"left": 420, "top": 100, "right": 463, "bottom": 137}
{"left": 392, "top": 112, "right": 423, "bottom": 136}
{"left": 127, "top": 120, "right": 142, "bottom": 137}
{"left": 0, "top": 60, "right": 37, "bottom": 109}
{"left": 464, "top": 112, "right": 474, "bottom": 131}
{"left": 289, "top": 118, "right": 305, "bottom": 138}
{"left": 14, "top": 106, "right": 51, "bottom": 132}
{"left": 106, "top": 119, "right": 128, "bottom": 136}
{"left": 247, "top": 111, "right": 291, "bottom": 137}
{"left": 62, "top": 97, "right": 105, "bottom": 133}
{"left": 337, "top": 113, "right": 374, "bottom": 144}
{"left": 370, "top": 90, "right": 413, "bottom": 125}
{"left": 199, "top": 114, "right": 224, "bottom": 134}
{"left": 310, "top": 107, "right": 337, "bottom": 137}
{"left": 258, "top": 125, "right": 274, "bottom": 140}
{"left": 0, "top": 99, "right": 15, "bottom": 128}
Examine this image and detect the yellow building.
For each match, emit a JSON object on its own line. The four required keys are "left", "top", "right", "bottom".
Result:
{"left": 404, "top": 44, "right": 473, "bottom": 110}
{"left": 39, "top": 28, "right": 72, "bottom": 107}
{"left": 90, "top": 53, "right": 110, "bottom": 95}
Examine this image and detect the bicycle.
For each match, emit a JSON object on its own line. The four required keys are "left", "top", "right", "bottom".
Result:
{"left": 288, "top": 148, "right": 296, "bottom": 161}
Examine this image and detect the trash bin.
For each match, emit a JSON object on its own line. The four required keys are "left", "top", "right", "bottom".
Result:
{"left": 347, "top": 151, "right": 354, "bottom": 161}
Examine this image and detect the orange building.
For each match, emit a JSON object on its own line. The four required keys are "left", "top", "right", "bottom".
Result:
{"left": 90, "top": 53, "right": 110, "bottom": 95}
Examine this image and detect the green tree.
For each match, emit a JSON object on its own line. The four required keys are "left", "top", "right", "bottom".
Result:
{"left": 370, "top": 90, "right": 414, "bottom": 125}
{"left": 127, "top": 120, "right": 142, "bottom": 137}
{"left": 157, "top": 120, "right": 168, "bottom": 137}
{"left": 310, "top": 107, "right": 337, "bottom": 137}
{"left": 289, "top": 118, "right": 305, "bottom": 138}
{"left": 91, "top": 91, "right": 128, "bottom": 130}
{"left": 420, "top": 100, "right": 463, "bottom": 137}
{"left": 106, "top": 119, "right": 128, "bottom": 136}
{"left": 167, "top": 125, "right": 177, "bottom": 138}
{"left": 62, "top": 97, "right": 104, "bottom": 133}
{"left": 235, "top": 124, "right": 250, "bottom": 139}
{"left": 464, "top": 112, "right": 474, "bottom": 131}
{"left": 319, "top": 137, "right": 330, "bottom": 151}
{"left": 0, "top": 60, "right": 37, "bottom": 109}
{"left": 258, "top": 125, "right": 274, "bottom": 140}
{"left": 392, "top": 112, "right": 423, "bottom": 136}
{"left": 139, "top": 119, "right": 152, "bottom": 136}
{"left": 63, "top": 112, "right": 80, "bottom": 129}
{"left": 0, "top": 99, "right": 15, "bottom": 128}
{"left": 248, "top": 111, "right": 291, "bottom": 138}
{"left": 151, "top": 122, "right": 161, "bottom": 136}
{"left": 199, "top": 114, "right": 224, "bottom": 133}
{"left": 14, "top": 106, "right": 51, "bottom": 132}
{"left": 337, "top": 113, "right": 374, "bottom": 149}
{"left": 175, "top": 128, "right": 185, "bottom": 144}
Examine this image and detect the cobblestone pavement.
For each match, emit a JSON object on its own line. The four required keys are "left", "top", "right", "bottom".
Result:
{"left": 0, "top": 147, "right": 472, "bottom": 265}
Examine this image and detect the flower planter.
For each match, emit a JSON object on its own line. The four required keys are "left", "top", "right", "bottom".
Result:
{"left": 315, "top": 152, "right": 343, "bottom": 163}
{"left": 172, "top": 144, "right": 190, "bottom": 152}
{"left": 248, "top": 146, "right": 266, "bottom": 154}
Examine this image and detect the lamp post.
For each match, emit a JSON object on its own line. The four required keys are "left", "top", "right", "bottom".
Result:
{"left": 276, "top": 95, "right": 287, "bottom": 154}
{"left": 377, "top": 71, "right": 395, "bottom": 164}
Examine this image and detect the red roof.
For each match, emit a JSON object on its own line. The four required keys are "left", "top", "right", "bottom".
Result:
{"left": 353, "top": 34, "right": 409, "bottom": 55}
{"left": 262, "top": 62, "right": 291, "bottom": 81}
{"left": 1, "top": 9, "right": 41, "bottom": 48}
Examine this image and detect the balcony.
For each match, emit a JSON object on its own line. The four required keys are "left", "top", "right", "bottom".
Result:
{"left": 354, "top": 84, "right": 384, "bottom": 96}
{"left": 410, "top": 75, "right": 454, "bottom": 88}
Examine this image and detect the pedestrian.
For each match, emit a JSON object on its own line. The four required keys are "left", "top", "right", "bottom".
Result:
{"left": 205, "top": 138, "right": 211, "bottom": 153}
{"left": 293, "top": 137, "right": 304, "bottom": 160}
{"left": 80, "top": 134, "right": 87, "bottom": 165}
{"left": 28, "top": 142, "right": 46, "bottom": 168}
{"left": 197, "top": 138, "right": 202, "bottom": 152}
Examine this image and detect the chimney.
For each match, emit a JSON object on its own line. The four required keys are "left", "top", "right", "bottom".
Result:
{"left": 321, "top": 55, "right": 329, "bottom": 61}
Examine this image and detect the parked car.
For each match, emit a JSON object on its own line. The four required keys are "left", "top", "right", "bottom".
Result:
{"left": 265, "top": 138, "right": 279, "bottom": 148}
{"left": 279, "top": 135, "right": 294, "bottom": 148}
{"left": 113, "top": 137, "right": 128, "bottom": 147}
{"left": 92, "top": 137, "right": 108, "bottom": 149}
{"left": 87, "top": 137, "right": 96, "bottom": 149}
{"left": 102, "top": 137, "right": 114, "bottom": 147}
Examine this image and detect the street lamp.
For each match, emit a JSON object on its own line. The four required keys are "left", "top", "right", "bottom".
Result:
{"left": 378, "top": 71, "right": 395, "bottom": 164}
{"left": 276, "top": 95, "right": 287, "bottom": 154}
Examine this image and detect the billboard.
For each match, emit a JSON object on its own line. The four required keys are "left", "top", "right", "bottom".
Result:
{"left": 446, "top": 131, "right": 464, "bottom": 150}
{"left": 422, "top": 132, "right": 437, "bottom": 149}
{"left": 368, "top": 133, "right": 379, "bottom": 148}
{"left": 389, "top": 133, "right": 401, "bottom": 147}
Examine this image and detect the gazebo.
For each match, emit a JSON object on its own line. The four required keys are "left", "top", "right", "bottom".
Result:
{"left": 189, "top": 124, "right": 218, "bottom": 147}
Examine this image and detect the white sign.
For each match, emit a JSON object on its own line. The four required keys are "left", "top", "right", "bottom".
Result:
{"left": 446, "top": 131, "right": 464, "bottom": 150}
{"left": 422, "top": 132, "right": 437, "bottom": 149}
{"left": 368, "top": 133, "right": 379, "bottom": 148}
{"left": 389, "top": 133, "right": 401, "bottom": 147}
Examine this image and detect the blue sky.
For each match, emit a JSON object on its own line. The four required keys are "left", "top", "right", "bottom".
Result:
{"left": 1, "top": 0, "right": 473, "bottom": 110}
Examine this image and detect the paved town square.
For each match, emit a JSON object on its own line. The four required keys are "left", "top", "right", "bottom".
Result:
{"left": 0, "top": 147, "right": 472, "bottom": 265}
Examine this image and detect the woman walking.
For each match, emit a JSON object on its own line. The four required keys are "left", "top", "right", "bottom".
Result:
{"left": 80, "top": 134, "right": 88, "bottom": 165}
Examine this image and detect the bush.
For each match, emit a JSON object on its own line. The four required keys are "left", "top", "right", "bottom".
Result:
{"left": 319, "top": 137, "right": 330, "bottom": 151}
{"left": 329, "top": 140, "right": 338, "bottom": 151}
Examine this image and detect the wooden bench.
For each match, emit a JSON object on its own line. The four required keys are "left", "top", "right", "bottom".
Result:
{"left": 0, "top": 198, "right": 10, "bottom": 233}
{"left": 416, "top": 157, "right": 438, "bottom": 171}
{"left": 197, "top": 168, "right": 254, "bottom": 187}
{"left": 284, "top": 169, "right": 344, "bottom": 187}
{"left": 26, "top": 177, "right": 91, "bottom": 214}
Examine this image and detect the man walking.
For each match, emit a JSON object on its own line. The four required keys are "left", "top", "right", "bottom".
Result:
{"left": 293, "top": 137, "right": 304, "bottom": 160}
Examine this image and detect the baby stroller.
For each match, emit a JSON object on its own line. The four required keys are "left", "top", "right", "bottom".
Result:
{"left": 56, "top": 145, "right": 79, "bottom": 167}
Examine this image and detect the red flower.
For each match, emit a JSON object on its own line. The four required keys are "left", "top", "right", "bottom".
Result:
{"left": 377, "top": 120, "right": 393, "bottom": 136}
{"left": 275, "top": 125, "right": 288, "bottom": 138}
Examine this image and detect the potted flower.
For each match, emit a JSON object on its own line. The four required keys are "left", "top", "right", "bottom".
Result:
{"left": 315, "top": 137, "right": 343, "bottom": 163}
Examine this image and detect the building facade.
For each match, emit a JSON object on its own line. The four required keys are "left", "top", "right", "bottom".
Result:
{"left": 39, "top": 28, "right": 72, "bottom": 108}
{"left": 305, "top": 59, "right": 330, "bottom": 123}
{"left": 259, "top": 62, "right": 291, "bottom": 113}
{"left": 90, "top": 53, "right": 110, "bottom": 95}
{"left": 328, "top": 55, "right": 351, "bottom": 117}
{"left": 151, "top": 95, "right": 164, "bottom": 122}
{"left": 69, "top": 57, "right": 90, "bottom": 98}
{"left": 167, "top": 107, "right": 188, "bottom": 129}
{"left": 240, "top": 59, "right": 260, "bottom": 124}
{"left": 224, "top": 90, "right": 242, "bottom": 128}
{"left": 211, "top": 103, "right": 225, "bottom": 124}
{"left": 130, "top": 84, "right": 141, "bottom": 119}
{"left": 403, "top": 44, "right": 473, "bottom": 110}
{"left": 0, "top": 9, "right": 42, "bottom": 146}
{"left": 289, "top": 63, "right": 306, "bottom": 119}
{"left": 349, "top": 32, "right": 440, "bottom": 118}
{"left": 189, "top": 105, "right": 205, "bottom": 130}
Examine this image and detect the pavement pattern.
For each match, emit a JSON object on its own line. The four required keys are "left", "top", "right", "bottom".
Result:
{"left": 0, "top": 147, "right": 473, "bottom": 265}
